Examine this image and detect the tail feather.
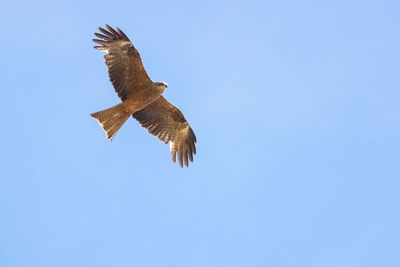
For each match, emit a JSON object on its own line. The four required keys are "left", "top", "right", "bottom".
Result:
{"left": 90, "top": 103, "right": 131, "bottom": 141}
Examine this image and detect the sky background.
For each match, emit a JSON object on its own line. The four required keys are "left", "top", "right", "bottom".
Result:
{"left": 1, "top": 0, "right": 399, "bottom": 266}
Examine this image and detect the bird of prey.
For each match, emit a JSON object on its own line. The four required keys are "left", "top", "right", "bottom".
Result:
{"left": 91, "top": 24, "right": 196, "bottom": 167}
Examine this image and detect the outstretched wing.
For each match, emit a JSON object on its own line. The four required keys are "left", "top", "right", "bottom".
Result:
{"left": 132, "top": 96, "right": 197, "bottom": 167}
{"left": 93, "top": 24, "right": 152, "bottom": 101}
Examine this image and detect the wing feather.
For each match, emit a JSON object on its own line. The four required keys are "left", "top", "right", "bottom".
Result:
{"left": 93, "top": 24, "right": 152, "bottom": 101}
{"left": 94, "top": 32, "right": 112, "bottom": 41}
{"left": 132, "top": 96, "right": 197, "bottom": 167}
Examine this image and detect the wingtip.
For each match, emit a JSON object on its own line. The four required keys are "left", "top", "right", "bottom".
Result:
{"left": 105, "top": 24, "right": 119, "bottom": 35}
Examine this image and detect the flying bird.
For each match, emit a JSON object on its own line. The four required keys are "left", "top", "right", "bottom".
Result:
{"left": 91, "top": 24, "right": 196, "bottom": 167}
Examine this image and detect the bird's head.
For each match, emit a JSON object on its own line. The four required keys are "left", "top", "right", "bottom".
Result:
{"left": 155, "top": 81, "right": 168, "bottom": 92}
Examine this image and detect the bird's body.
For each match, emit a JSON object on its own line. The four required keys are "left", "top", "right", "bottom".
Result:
{"left": 91, "top": 25, "right": 196, "bottom": 167}
{"left": 123, "top": 82, "right": 167, "bottom": 113}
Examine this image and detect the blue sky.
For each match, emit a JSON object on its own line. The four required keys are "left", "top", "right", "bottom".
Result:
{"left": 1, "top": 0, "right": 399, "bottom": 266}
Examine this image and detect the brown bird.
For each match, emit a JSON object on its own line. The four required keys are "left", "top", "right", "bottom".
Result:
{"left": 91, "top": 24, "right": 196, "bottom": 167}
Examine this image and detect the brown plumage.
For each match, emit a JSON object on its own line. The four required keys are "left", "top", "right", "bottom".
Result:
{"left": 91, "top": 24, "right": 196, "bottom": 167}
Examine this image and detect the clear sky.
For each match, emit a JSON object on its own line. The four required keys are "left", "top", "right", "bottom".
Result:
{"left": 1, "top": 0, "right": 399, "bottom": 266}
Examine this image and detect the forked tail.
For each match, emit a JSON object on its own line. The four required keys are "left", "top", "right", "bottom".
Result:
{"left": 90, "top": 103, "right": 131, "bottom": 141}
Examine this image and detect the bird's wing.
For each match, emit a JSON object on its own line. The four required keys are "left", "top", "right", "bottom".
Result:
{"left": 93, "top": 24, "right": 152, "bottom": 101}
{"left": 132, "top": 96, "right": 197, "bottom": 167}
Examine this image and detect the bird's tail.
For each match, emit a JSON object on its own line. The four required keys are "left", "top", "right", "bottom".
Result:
{"left": 90, "top": 103, "right": 131, "bottom": 141}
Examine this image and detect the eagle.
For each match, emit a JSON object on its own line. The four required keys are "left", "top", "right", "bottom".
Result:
{"left": 91, "top": 24, "right": 196, "bottom": 167}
